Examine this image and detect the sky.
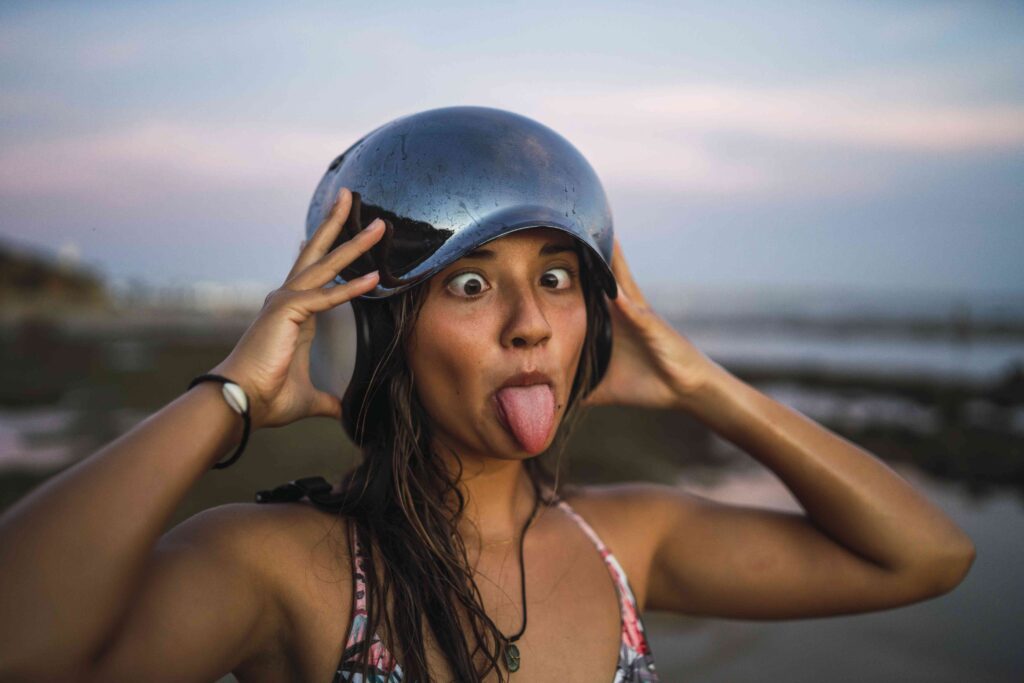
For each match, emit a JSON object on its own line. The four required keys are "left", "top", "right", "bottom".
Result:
{"left": 1, "top": 0, "right": 1022, "bottom": 300}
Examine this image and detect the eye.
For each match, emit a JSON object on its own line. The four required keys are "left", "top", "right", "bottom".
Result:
{"left": 446, "top": 272, "right": 490, "bottom": 297}
{"left": 540, "top": 267, "right": 573, "bottom": 290}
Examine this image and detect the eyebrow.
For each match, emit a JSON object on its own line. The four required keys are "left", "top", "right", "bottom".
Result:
{"left": 460, "top": 242, "right": 576, "bottom": 260}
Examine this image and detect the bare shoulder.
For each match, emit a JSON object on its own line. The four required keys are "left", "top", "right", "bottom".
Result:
{"left": 559, "top": 481, "right": 693, "bottom": 608}
{"left": 83, "top": 501, "right": 355, "bottom": 683}
{"left": 561, "top": 480, "right": 692, "bottom": 529}
{"left": 171, "top": 501, "right": 355, "bottom": 680}
{"left": 172, "top": 500, "right": 352, "bottom": 579}
{"left": 184, "top": 498, "right": 355, "bottom": 611}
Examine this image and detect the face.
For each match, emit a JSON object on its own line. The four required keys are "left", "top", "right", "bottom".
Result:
{"left": 405, "top": 227, "right": 587, "bottom": 461}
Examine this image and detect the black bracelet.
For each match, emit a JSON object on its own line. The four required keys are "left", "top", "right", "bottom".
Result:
{"left": 187, "top": 373, "right": 251, "bottom": 470}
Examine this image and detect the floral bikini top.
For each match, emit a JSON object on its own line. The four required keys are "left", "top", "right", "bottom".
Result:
{"left": 334, "top": 498, "right": 660, "bottom": 683}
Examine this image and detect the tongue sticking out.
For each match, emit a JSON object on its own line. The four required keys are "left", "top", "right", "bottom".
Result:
{"left": 495, "top": 385, "right": 556, "bottom": 453}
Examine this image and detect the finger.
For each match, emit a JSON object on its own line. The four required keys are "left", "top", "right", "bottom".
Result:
{"left": 287, "top": 187, "right": 352, "bottom": 281}
{"left": 290, "top": 238, "right": 308, "bottom": 266}
{"left": 610, "top": 239, "right": 649, "bottom": 307}
{"left": 603, "top": 289, "right": 636, "bottom": 331}
{"left": 311, "top": 389, "right": 343, "bottom": 420}
{"left": 582, "top": 383, "right": 610, "bottom": 408}
{"left": 289, "top": 270, "right": 380, "bottom": 315}
{"left": 287, "top": 219, "right": 385, "bottom": 291}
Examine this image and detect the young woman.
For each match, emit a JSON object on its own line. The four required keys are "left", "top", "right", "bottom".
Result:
{"left": 0, "top": 107, "right": 974, "bottom": 683}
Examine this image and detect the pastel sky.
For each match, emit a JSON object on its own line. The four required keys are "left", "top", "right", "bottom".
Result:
{"left": 1, "top": 0, "right": 1022, "bottom": 297}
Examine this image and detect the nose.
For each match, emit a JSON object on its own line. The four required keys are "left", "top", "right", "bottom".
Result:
{"left": 500, "top": 283, "right": 552, "bottom": 349}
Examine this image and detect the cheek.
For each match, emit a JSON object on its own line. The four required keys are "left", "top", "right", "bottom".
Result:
{"left": 567, "top": 299, "right": 587, "bottom": 348}
{"left": 406, "top": 301, "right": 492, "bottom": 430}
{"left": 557, "top": 294, "right": 589, "bottom": 360}
{"left": 561, "top": 299, "right": 589, "bottom": 380}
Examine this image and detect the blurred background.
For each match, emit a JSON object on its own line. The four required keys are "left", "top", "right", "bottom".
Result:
{"left": 1, "top": 1, "right": 1021, "bottom": 681}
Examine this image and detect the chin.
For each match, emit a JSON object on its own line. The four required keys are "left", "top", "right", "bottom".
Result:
{"left": 497, "top": 426, "right": 561, "bottom": 459}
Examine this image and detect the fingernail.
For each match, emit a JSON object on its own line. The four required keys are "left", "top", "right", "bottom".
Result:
{"left": 358, "top": 270, "right": 379, "bottom": 281}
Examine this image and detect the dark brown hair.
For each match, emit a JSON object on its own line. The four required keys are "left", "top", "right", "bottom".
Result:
{"left": 329, "top": 251, "right": 608, "bottom": 682}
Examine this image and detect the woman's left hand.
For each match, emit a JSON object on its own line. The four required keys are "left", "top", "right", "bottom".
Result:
{"left": 583, "top": 239, "right": 722, "bottom": 410}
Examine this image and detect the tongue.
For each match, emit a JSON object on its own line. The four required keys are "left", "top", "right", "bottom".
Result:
{"left": 495, "top": 385, "right": 555, "bottom": 453}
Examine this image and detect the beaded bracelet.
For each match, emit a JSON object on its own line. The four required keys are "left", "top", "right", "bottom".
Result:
{"left": 187, "top": 373, "right": 251, "bottom": 469}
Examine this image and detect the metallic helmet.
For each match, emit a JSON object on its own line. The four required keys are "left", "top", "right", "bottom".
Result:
{"left": 305, "top": 105, "right": 618, "bottom": 445}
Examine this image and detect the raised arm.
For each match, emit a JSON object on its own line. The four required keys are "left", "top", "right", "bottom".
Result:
{"left": 584, "top": 239, "right": 975, "bottom": 619}
{"left": 0, "top": 385, "right": 277, "bottom": 681}
{"left": 642, "top": 362, "right": 975, "bottom": 618}
{"left": 0, "top": 186, "right": 382, "bottom": 680}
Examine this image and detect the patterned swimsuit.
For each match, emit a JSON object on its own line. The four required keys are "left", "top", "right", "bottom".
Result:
{"left": 334, "top": 498, "right": 660, "bottom": 682}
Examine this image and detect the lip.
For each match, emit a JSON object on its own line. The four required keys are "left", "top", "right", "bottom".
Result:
{"left": 497, "top": 370, "right": 554, "bottom": 390}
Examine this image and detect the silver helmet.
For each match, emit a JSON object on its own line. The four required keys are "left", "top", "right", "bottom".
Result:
{"left": 306, "top": 105, "right": 618, "bottom": 445}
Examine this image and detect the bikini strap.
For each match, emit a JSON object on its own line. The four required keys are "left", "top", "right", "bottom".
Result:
{"left": 556, "top": 499, "right": 609, "bottom": 552}
{"left": 556, "top": 499, "right": 643, "bottom": 612}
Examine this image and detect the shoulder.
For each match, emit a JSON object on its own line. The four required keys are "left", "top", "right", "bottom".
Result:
{"left": 170, "top": 500, "right": 351, "bottom": 568}
{"left": 561, "top": 480, "right": 694, "bottom": 532}
{"left": 169, "top": 501, "right": 356, "bottom": 678}
{"left": 559, "top": 482, "right": 697, "bottom": 608}
{"left": 178, "top": 498, "right": 354, "bottom": 593}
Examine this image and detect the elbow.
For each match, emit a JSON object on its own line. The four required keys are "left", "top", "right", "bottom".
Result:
{"left": 913, "top": 537, "right": 977, "bottom": 598}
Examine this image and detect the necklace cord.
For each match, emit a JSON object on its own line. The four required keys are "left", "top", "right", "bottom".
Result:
{"left": 477, "top": 477, "right": 545, "bottom": 674}
{"left": 508, "top": 485, "right": 541, "bottom": 642}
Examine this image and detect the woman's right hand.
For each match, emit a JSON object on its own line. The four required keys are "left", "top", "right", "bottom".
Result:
{"left": 209, "top": 186, "right": 382, "bottom": 430}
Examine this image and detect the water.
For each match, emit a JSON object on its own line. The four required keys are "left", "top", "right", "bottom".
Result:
{"left": 684, "top": 325, "right": 1024, "bottom": 383}
{"left": 650, "top": 286, "right": 1024, "bottom": 383}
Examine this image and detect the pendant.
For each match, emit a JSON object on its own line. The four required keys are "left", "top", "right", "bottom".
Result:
{"left": 504, "top": 642, "right": 521, "bottom": 672}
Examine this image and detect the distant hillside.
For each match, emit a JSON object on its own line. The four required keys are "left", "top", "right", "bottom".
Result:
{"left": 0, "top": 241, "right": 108, "bottom": 308}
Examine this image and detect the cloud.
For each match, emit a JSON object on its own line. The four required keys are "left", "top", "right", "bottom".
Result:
{"left": 0, "top": 121, "right": 363, "bottom": 206}
{"left": 490, "top": 79, "right": 1024, "bottom": 196}
{"left": 631, "top": 84, "right": 1024, "bottom": 151}
{"left": 527, "top": 81, "right": 1024, "bottom": 152}
{"left": 3, "top": 74, "right": 1022, "bottom": 208}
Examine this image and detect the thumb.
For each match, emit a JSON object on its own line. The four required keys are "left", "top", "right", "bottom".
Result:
{"left": 607, "top": 287, "right": 638, "bottom": 323}
{"left": 610, "top": 286, "right": 655, "bottom": 326}
{"left": 311, "top": 390, "right": 343, "bottom": 420}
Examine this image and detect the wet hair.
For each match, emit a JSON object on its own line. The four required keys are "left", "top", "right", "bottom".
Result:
{"left": 328, "top": 248, "right": 608, "bottom": 682}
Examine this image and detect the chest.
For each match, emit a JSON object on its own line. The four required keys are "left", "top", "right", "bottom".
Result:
{"left": 465, "top": 526, "right": 626, "bottom": 682}
{"left": 252, "top": 511, "right": 638, "bottom": 683}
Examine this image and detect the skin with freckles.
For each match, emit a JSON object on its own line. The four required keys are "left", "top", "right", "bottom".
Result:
{"left": 406, "top": 227, "right": 586, "bottom": 466}
{"left": 402, "top": 226, "right": 589, "bottom": 549}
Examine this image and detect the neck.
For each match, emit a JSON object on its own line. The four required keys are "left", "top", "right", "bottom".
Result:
{"left": 433, "top": 442, "right": 541, "bottom": 548}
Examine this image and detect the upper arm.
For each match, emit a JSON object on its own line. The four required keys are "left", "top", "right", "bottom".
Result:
{"left": 84, "top": 504, "right": 287, "bottom": 683}
{"left": 625, "top": 484, "right": 962, "bottom": 619}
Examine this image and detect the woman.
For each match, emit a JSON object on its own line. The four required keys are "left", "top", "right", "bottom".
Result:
{"left": 0, "top": 107, "right": 975, "bottom": 683}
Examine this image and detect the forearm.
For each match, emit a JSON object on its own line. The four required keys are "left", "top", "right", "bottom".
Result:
{"left": 0, "top": 382, "right": 243, "bottom": 677}
{"left": 677, "top": 361, "right": 975, "bottom": 583}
